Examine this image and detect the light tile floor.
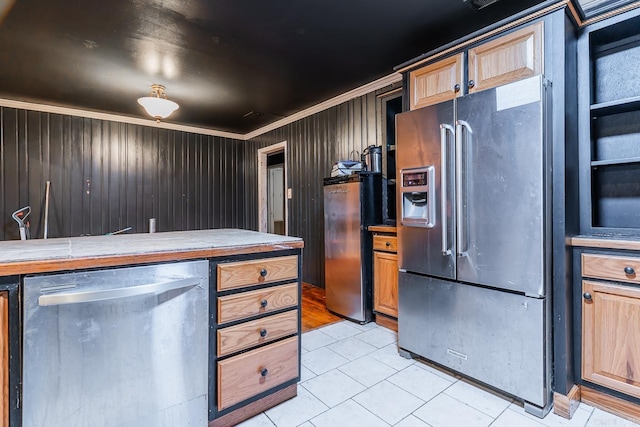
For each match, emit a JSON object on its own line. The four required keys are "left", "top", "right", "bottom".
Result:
{"left": 238, "top": 321, "right": 638, "bottom": 427}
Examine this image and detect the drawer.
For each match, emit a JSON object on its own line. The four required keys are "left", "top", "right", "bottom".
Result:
{"left": 217, "top": 309, "right": 298, "bottom": 357}
{"left": 217, "top": 256, "right": 298, "bottom": 291}
{"left": 582, "top": 253, "right": 640, "bottom": 284}
{"left": 217, "top": 336, "right": 298, "bottom": 410}
{"left": 218, "top": 283, "right": 298, "bottom": 324}
{"left": 373, "top": 235, "right": 398, "bottom": 252}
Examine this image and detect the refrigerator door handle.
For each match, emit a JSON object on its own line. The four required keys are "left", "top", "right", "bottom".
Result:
{"left": 455, "top": 120, "right": 472, "bottom": 257}
{"left": 440, "top": 124, "right": 454, "bottom": 256}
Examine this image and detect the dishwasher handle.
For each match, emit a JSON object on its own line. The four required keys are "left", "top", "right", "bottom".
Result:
{"left": 38, "top": 278, "right": 201, "bottom": 306}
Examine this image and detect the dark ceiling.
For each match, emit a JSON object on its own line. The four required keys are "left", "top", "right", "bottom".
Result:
{"left": 0, "top": 0, "right": 548, "bottom": 134}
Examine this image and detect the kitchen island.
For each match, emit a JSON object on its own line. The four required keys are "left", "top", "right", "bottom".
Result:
{"left": 0, "top": 229, "right": 304, "bottom": 427}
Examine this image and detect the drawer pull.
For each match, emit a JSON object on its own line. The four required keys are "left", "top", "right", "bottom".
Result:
{"left": 386, "top": 241, "right": 391, "bottom": 247}
{"left": 260, "top": 268, "right": 268, "bottom": 277}
{"left": 624, "top": 266, "right": 635, "bottom": 275}
{"left": 260, "top": 299, "right": 268, "bottom": 308}
{"left": 583, "top": 292, "right": 592, "bottom": 301}
{"left": 260, "top": 328, "right": 268, "bottom": 337}
{"left": 260, "top": 368, "right": 269, "bottom": 377}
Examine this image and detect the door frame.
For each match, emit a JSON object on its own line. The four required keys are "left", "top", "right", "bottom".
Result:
{"left": 258, "top": 141, "right": 288, "bottom": 235}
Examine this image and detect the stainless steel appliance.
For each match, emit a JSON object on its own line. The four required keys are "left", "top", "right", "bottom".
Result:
{"left": 324, "top": 172, "right": 381, "bottom": 323}
{"left": 361, "top": 145, "right": 382, "bottom": 173}
{"left": 396, "top": 75, "right": 551, "bottom": 416}
{"left": 23, "top": 260, "right": 210, "bottom": 427}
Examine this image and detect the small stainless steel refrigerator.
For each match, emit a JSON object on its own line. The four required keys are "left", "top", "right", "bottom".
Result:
{"left": 396, "top": 75, "right": 552, "bottom": 417}
{"left": 324, "top": 172, "right": 381, "bottom": 323}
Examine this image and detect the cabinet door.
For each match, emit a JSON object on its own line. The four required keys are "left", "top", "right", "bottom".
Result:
{"left": 409, "top": 53, "right": 463, "bottom": 110}
{"left": 582, "top": 280, "right": 640, "bottom": 398}
{"left": 374, "top": 251, "right": 398, "bottom": 318}
{"left": 468, "top": 22, "right": 543, "bottom": 94}
{"left": 0, "top": 292, "right": 7, "bottom": 427}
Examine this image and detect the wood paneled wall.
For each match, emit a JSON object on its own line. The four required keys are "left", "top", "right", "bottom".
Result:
{"left": 0, "top": 87, "right": 393, "bottom": 288}
{"left": 250, "top": 90, "right": 392, "bottom": 287}
{"left": 0, "top": 108, "right": 253, "bottom": 240}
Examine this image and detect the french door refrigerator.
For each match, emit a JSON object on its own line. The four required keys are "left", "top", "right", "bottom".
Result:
{"left": 324, "top": 172, "right": 381, "bottom": 323}
{"left": 396, "top": 75, "right": 551, "bottom": 417}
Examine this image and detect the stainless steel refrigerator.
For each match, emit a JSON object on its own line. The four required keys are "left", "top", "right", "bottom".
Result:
{"left": 396, "top": 75, "right": 552, "bottom": 417}
{"left": 324, "top": 172, "right": 381, "bottom": 323}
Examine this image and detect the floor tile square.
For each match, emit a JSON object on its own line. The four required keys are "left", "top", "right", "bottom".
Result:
{"left": 387, "top": 364, "right": 454, "bottom": 402}
{"left": 355, "top": 327, "right": 397, "bottom": 348}
{"left": 300, "top": 364, "right": 316, "bottom": 382}
{"left": 353, "top": 380, "right": 425, "bottom": 425}
{"left": 394, "top": 414, "right": 430, "bottom": 427}
{"left": 492, "top": 407, "right": 546, "bottom": 427}
{"left": 369, "top": 344, "right": 415, "bottom": 371}
{"left": 301, "top": 346, "right": 349, "bottom": 375}
{"left": 413, "top": 393, "right": 493, "bottom": 427}
{"left": 263, "top": 386, "right": 328, "bottom": 427}
{"left": 585, "top": 408, "right": 639, "bottom": 427}
{"left": 350, "top": 321, "right": 379, "bottom": 331}
{"left": 302, "top": 369, "right": 366, "bottom": 407}
{"left": 327, "top": 336, "right": 378, "bottom": 360}
{"left": 338, "top": 355, "right": 398, "bottom": 387}
{"left": 301, "top": 329, "right": 337, "bottom": 351}
{"left": 318, "top": 321, "right": 364, "bottom": 340}
{"left": 236, "top": 413, "right": 275, "bottom": 427}
{"left": 310, "top": 399, "right": 389, "bottom": 427}
{"left": 443, "top": 379, "right": 511, "bottom": 418}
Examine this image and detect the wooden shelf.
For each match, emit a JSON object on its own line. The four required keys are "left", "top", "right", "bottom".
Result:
{"left": 591, "top": 157, "right": 640, "bottom": 167}
{"left": 590, "top": 96, "right": 640, "bottom": 117}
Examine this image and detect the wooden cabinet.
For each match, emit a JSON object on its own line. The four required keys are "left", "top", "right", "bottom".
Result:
{"left": 372, "top": 229, "right": 398, "bottom": 319}
{"left": 582, "top": 279, "right": 640, "bottom": 399}
{"left": 212, "top": 252, "right": 301, "bottom": 426}
{"left": 409, "top": 53, "right": 463, "bottom": 110}
{"left": 406, "top": 21, "right": 543, "bottom": 110}
{"left": 467, "top": 22, "right": 543, "bottom": 94}
{"left": 217, "top": 337, "right": 298, "bottom": 410}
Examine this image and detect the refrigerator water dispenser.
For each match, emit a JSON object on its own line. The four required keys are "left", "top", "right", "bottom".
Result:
{"left": 400, "top": 166, "right": 435, "bottom": 228}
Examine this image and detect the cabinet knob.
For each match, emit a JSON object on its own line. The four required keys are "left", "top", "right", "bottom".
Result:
{"left": 583, "top": 292, "right": 592, "bottom": 301}
{"left": 260, "top": 268, "right": 268, "bottom": 277}
{"left": 454, "top": 84, "right": 461, "bottom": 92}
{"left": 260, "top": 328, "right": 268, "bottom": 337}
{"left": 260, "top": 368, "right": 269, "bottom": 377}
{"left": 468, "top": 80, "right": 475, "bottom": 88}
{"left": 624, "top": 266, "right": 635, "bottom": 275}
{"left": 385, "top": 241, "right": 391, "bottom": 247}
{"left": 260, "top": 299, "right": 268, "bottom": 308}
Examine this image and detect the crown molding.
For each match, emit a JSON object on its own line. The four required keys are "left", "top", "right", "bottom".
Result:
{"left": 0, "top": 72, "right": 401, "bottom": 142}
{"left": 0, "top": 98, "right": 247, "bottom": 140}
{"left": 243, "top": 72, "right": 402, "bottom": 140}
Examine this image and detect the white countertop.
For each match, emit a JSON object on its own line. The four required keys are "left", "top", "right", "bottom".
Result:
{"left": 0, "top": 228, "right": 302, "bottom": 265}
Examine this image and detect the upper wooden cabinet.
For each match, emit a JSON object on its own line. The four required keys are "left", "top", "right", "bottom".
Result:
{"left": 406, "top": 21, "right": 544, "bottom": 110}
{"left": 468, "top": 22, "right": 543, "bottom": 94}
{"left": 409, "top": 53, "right": 463, "bottom": 110}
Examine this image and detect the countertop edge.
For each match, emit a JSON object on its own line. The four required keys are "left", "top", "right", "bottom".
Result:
{"left": 369, "top": 225, "right": 397, "bottom": 233}
{"left": 570, "top": 236, "right": 640, "bottom": 251}
{"left": 0, "top": 240, "right": 304, "bottom": 276}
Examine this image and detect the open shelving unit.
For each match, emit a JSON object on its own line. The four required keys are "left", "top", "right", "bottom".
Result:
{"left": 580, "top": 10, "right": 640, "bottom": 233}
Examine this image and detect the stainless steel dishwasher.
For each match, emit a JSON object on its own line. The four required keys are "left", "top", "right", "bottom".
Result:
{"left": 22, "top": 260, "right": 209, "bottom": 427}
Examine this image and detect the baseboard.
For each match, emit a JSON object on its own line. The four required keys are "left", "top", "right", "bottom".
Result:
{"left": 553, "top": 385, "right": 581, "bottom": 419}
{"left": 581, "top": 386, "right": 640, "bottom": 424}
{"left": 209, "top": 384, "right": 297, "bottom": 427}
{"left": 374, "top": 313, "right": 398, "bottom": 332}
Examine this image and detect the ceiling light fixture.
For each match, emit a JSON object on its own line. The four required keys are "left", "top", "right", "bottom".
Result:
{"left": 137, "top": 84, "right": 179, "bottom": 122}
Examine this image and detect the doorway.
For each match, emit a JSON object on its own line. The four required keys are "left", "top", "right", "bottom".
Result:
{"left": 258, "top": 142, "right": 288, "bottom": 235}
